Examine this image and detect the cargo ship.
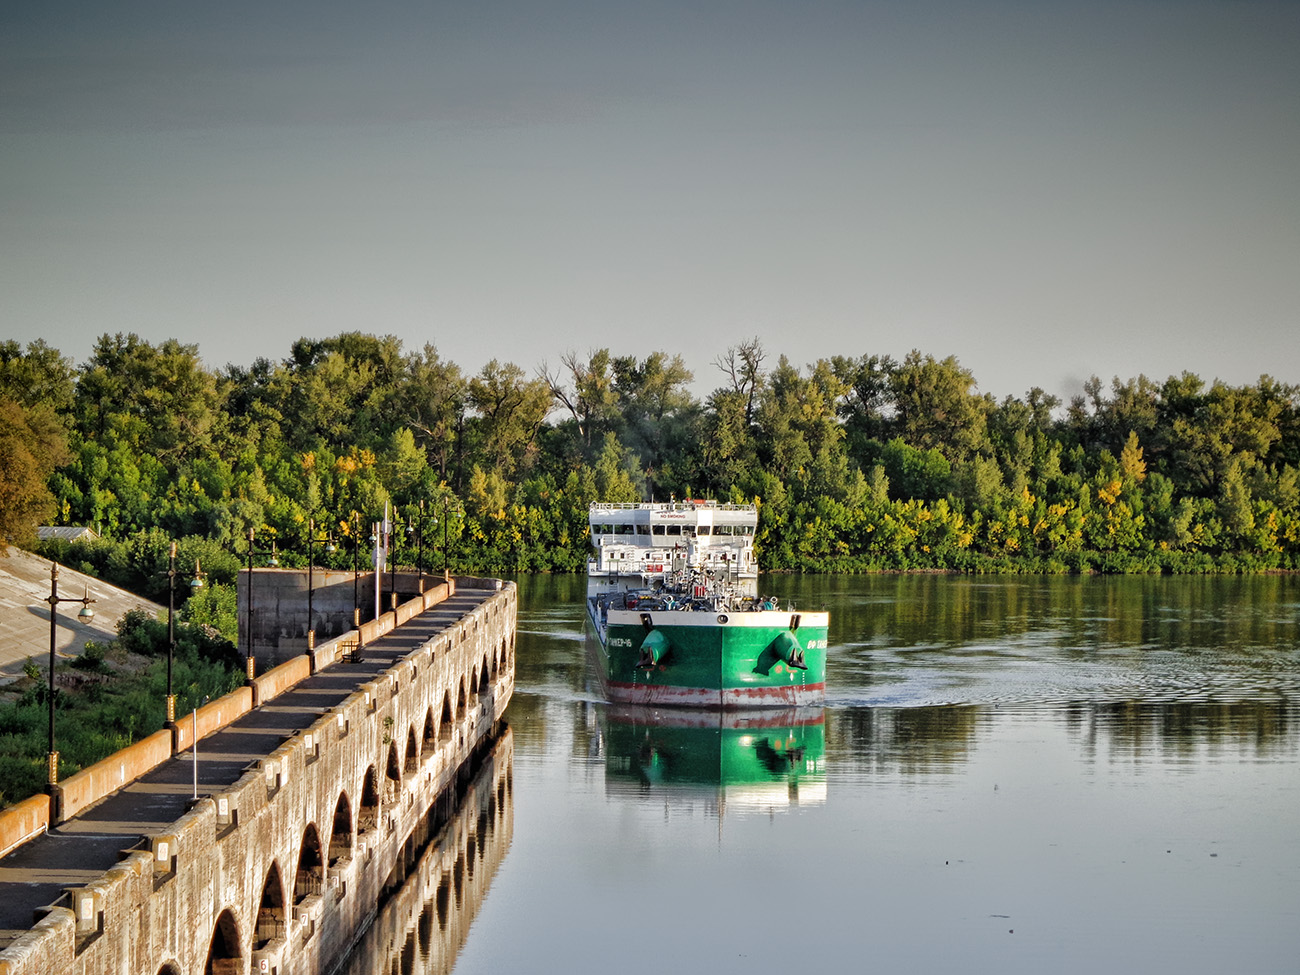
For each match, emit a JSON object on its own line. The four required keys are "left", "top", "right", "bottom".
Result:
{"left": 586, "top": 501, "right": 828, "bottom": 708}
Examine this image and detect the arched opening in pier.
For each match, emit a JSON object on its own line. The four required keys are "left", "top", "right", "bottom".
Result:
{"left": 359, "top": 766, "right": 379, "bottom": 832}
{"left": 479, "top": 654, "right": 491, "bottom": 694}
{"left": 469, "top": 666, "right": 480, "bottom": 706}
{"left": 295, "top": 824, "right": 324, "bottom": 902}
{"left": 418, "top": 899, "right": 434, "bottom": 957}
{"left": 435, "top": 870, "right": 451, "bottom": 928}
{"left": 405, "top": 726, "right": 419, "bottom": 775}
{"left": 439, "top": 691, "right": 453, "bottom": 743}
{"left": 397, "top": 929, "right": 415, "bottom": 975}
{"left": 456, "top": 678, "right": 467, "bottom": 721}
{"left": 329, "top": 792, "right": 353, "bottom": 865}
{"left": 422, "top": 707, "right": 436, "bottom": 755}
{"left": 385, "top": 742, "right": 401, "bottom": 803}
{"left": 204, "top": 909, "right": 241, "bottom": 975}
{"left": 157, "top": 961, "right": 183, "bottom": 975}
{"left": 254, "top": 864, "right": 286, "bottom": 949}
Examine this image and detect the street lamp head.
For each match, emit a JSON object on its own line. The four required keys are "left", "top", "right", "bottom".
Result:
{"left": 190, "top": 559, "right": 205, "bottom": 590}
{"left": 77, "top": 584, "right": 96, "bottom": 621}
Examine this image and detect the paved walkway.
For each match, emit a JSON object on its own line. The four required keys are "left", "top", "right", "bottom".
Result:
{"left": 0, "top": 586, "right": 494, "bottom": 949}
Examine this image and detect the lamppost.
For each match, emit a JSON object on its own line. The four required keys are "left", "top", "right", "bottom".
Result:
{"left": 413, "top": 500, "right": 426, "bottom": 588}
{"left": 389, "top": 512, "right": 402, "bottom": 611}
{"left": 244, "top": 529, "right": 278, "bottom": 683}
{"left": 166, "top": 542, "right": 205, "bottom": 724}
{"left": 435, "top": 495, "right": 460, "bottom": 580}
{"left": 305, "top": 517, "right": 335, "bottom": 654}
{"left": 45, "top": 563, "right": 95, "bottom": 798}
{"left": 370, "top": 521, "right": 382, "bottom": 621}
{"left": 350, "top": 512, "right": 362, "bottom": 630}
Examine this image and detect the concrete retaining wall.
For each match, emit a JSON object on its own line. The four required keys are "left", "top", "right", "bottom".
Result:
{"left": 58, "top": 729, "right": 174, "bottom": 822}
{"left": 172, "top": 687, "right": 255, "bottom": 754}
{"left": 251, "top": 654, "right": 313, "bottom": 708}
{"left": 0, "top": 795, "right": 50, "bottom": 860}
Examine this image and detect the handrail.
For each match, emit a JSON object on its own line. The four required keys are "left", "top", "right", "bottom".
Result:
{"left": 588, "top": 501, "right": 755, "bottom": 512}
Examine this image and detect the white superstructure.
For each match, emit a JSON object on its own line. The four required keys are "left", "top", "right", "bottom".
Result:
{"left": 587, "top": 501, "right": 758, "bottom": 580}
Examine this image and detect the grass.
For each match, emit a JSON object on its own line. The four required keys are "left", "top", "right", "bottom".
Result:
{"left": 0, "top": 622, "right": 243, "bottom": 808}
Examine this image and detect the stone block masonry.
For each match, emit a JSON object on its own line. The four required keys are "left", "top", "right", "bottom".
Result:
{"left": 0, "top": 577, "right": 516, "bottom": 975}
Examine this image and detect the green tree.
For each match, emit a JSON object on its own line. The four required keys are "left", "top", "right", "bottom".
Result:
{"left": 466, "top": 360, "right": 553, "bottom": 476}
{"left": 890, "top": 351, "right": 990, "bottom": 460}
{"left": 544, "top": 348, "right": 621, "bottom": 453}
{"left": 612, "top": 351, "right": 697, "bottom": 478}
{"left": 0, "top": 339, "right": 76, "bottom": 414}
{"left": 0, "top": 397, "right": 70, "bottom": 549}
{"left": 75, "top": 334, "right": 219, "bottom": 463}
{"left": 878, "top": 438, "right": 952, "bottom": 501}
{"left": 396, "top": 343, "right": 465, "bottom": 479}
{"left": 592, "top": 433, "right": 642, "bottom": 502}
{"left": 831, "top": 353, "right": 896, "bottom": 461}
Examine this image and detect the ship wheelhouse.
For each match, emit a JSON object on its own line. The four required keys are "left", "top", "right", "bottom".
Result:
{"left": 588, "top": 501, "right": 758, "bottom": 580}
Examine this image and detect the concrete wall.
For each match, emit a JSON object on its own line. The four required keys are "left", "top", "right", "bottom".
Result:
{"left": 238, "top": 569, "right": 452, "bottom": 668}
{"left": 0, "top": 795, "right": 49, "bottom": 861}
{"left": 57, "top": 729, "right": 175, "bottom": 822}
{"left": 0, "top": 580, "right": 517, "bottom": 975}
{"left": 238, "top": 569, "right": 371, "bottom": 667}
{"left": 172, "top": 688, "right": 255, "bottom": 754}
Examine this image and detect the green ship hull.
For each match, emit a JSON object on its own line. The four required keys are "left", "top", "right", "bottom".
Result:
{"left": 601, "top": 705, "right": 827, "bottom": 809}
{"left": 587, "top": 599, "right": 828, "bottom": 708}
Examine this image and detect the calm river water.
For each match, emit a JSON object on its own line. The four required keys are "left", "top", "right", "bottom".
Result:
{"left": 349, "top": 574, "right": 1300, "bottom": 975}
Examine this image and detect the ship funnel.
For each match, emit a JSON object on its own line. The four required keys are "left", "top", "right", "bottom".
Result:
{"left": 636, "top": 629, "right": 672, "bottom": 669}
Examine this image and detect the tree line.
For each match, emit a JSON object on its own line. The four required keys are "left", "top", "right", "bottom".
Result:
{"left": 3, "top": 332, "right": 1300, "bottom": 592}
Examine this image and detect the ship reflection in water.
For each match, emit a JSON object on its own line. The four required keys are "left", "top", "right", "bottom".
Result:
{"left": 335, "top": 728, "right": 514, "bottom": 975}
{"left": 597, "top": 705, "right": 827, "bottom": 816}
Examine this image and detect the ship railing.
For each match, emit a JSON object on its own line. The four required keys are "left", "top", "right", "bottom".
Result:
{"left": 589, "top": 501, "right": 756, "bottom": 513}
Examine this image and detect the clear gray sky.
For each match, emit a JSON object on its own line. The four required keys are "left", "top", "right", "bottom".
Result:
{"left": 3, "top": 0, "right": 1297, "bottom": 404}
